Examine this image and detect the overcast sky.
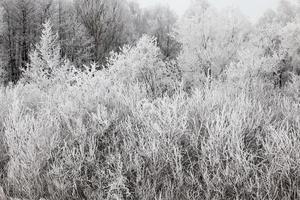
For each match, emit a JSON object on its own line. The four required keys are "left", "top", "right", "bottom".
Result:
{"left": 135, "top": 0, "right": 292, "bottom": 22}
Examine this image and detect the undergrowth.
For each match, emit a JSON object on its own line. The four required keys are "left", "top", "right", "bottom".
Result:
{"left": 0, "top": 73, "right": 300, "bottom": 199}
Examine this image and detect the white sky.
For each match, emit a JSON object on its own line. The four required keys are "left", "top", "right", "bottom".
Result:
{"left": 135, "top": 0, "right": 190, "bottom": 16}
{"left": 135, "top": 0, "right": 294, "bottom": 22}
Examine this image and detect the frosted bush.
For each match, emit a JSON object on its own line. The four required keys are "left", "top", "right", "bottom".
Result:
{"left": 108, "top": 35, "right": 175, "bottom": 98}
{"left": 226, "top": 45, "right": 284, "bottom": 85}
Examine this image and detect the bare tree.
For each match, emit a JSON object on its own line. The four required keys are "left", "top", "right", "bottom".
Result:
{"left": 75, "top": 0, "right": 128, "bottom": 63}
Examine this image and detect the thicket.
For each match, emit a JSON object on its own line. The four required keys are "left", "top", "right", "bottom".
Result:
{"left": 1, "top": 1, "right": 300, "bottom": 200}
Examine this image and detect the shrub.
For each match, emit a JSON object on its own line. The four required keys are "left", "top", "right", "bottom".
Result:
{"left": 108, "top": 35, "right": 181, "bottom": 98}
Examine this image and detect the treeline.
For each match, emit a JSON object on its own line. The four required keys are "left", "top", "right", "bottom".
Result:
{"left": 0, "top": 0, "right": 179, "bottom": 83}
{"left": 176, "top": 0, "right": 300, "bottom": 90}
{"left": 1, "top": 0, "right": 300, "bottom": 87}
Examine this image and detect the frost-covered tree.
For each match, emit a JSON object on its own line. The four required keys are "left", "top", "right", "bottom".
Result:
{"left": 258, "top": 9, "right": 278, "bottom": 27}
{"left": 51, "top": 0, "right": 94, "bottom": 66}
{"left": 143, "top": 5, "right": 180, "bottom": 59}
{"left": 255, "top": 1, "right": 300, "bottom": 87}
{"left": 232, "top": 10, "right": 299, "bottom": 89}
{"left": 277, "top": 0, "right": 297, "bottom": 25}
{"left": 176, "top": 4, "right": 251, "bottom": 87}
{"left": 23, "top": 20, "right": 61, "bottom": 83}
{"left": 74, "top": 0, "right": 130, "bottom": 63}
{"left": 280, "top": 22, "right": 300, "bottom": 73}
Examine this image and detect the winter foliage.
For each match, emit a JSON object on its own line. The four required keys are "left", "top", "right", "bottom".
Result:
{"left": 1, "top": 0, "right": 300, "bottom": 199}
